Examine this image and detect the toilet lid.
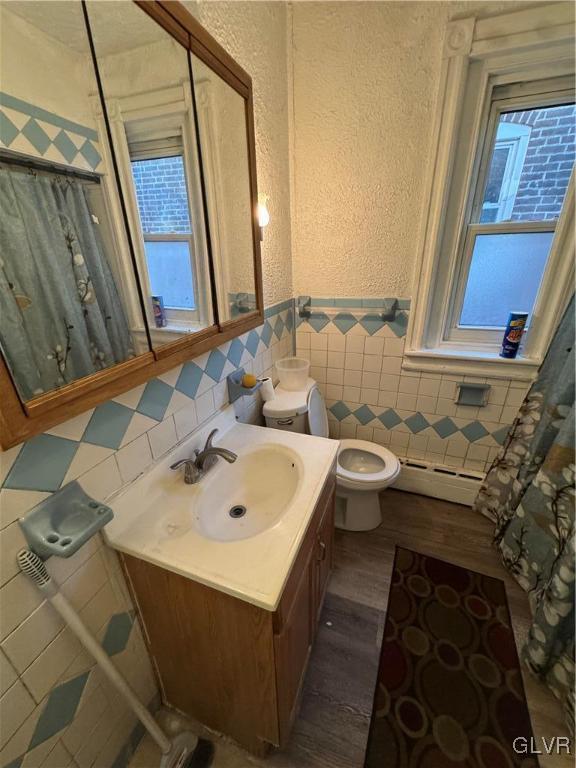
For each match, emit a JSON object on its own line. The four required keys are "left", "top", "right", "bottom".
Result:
{"left": 307, "top": 386, "right": 329, "bottom": 438}
{"left": 337, "top": 439, "right": 400, "bottom": 487}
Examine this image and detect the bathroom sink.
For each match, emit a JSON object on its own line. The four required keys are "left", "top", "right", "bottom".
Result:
{"left": 104, "top": 410, "right": 338, "bottom": 610}
{"left": 193, "top": 446, "right": 301, "bottom": 541}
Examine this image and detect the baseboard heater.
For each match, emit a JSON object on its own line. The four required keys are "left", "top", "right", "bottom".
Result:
{"left": 393, "top": 458, "right": 485, "bottom": 507}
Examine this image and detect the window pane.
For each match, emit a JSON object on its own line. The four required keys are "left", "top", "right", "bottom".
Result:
{"left": 144, "top": 240, "right": 196, "bottom": 310}
{"left": 131, "top": 155, "right": 192, "bottom": 234}
{"left": 479, "top": 103, "right": 575, "bottom": 224}
{"left": 460, "top": 231, "right": 553, "bottom": 327}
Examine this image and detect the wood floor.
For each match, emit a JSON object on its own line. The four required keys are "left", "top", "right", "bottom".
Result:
{"left": 129, "top": 490, "right": 573, "bottom": 768}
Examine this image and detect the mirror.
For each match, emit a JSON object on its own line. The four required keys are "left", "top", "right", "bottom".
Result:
{"left": 0, "top": 0, "right": 264, "bottom": 450}
{"left": 85, "top": 1, "right": 214, "bottom": 348}
{"left": 190, "top": 54, "right": 258, "bottom": 323}
{"left": 0, "top": 0, "right": 150, "bottom": 402}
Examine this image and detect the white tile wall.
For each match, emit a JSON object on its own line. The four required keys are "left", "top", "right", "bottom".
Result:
{"left": 297, "top": 311, "right": 528, "bottom": 475}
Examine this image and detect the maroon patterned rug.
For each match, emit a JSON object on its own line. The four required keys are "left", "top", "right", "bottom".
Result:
{"left": 364, "top": 548, "right": 538, "bottom": 768}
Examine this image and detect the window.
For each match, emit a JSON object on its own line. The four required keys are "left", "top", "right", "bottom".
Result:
{"left": 130, "top": 141, "right": 199, "bottom": 325}
{"left": 406, "top": 6, "right": 576, "bottom": 380}
{"left": 448, "top": 92, "right": 574, "bottom": 343}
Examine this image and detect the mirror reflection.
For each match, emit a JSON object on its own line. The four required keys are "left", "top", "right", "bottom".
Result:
{"left": 85, "top": 1, "right": 213, "bottom": 345}
{"left": 0, "top": 1, "right": 148, "bottom": 401}
{"left": 190, "top": 54, "right": 257, "bottom": 322}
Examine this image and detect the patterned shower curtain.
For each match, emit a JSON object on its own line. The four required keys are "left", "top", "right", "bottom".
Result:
{"left": 0, "top": 164, "right": 135, "bottom": 400}
{"left": 474, "top": 296, "right": 575, "bottom": 728}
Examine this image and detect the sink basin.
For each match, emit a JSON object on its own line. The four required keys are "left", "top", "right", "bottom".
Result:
{"left": 104, "top": 413, "right": 338, "bottom": 610}
{"left": 193, "top": 445, "right": 302, "bottom": 542}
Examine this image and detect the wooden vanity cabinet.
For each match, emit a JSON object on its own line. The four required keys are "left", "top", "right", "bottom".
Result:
{"left": 121, "top": 464, "right": 336, "bottom": 755}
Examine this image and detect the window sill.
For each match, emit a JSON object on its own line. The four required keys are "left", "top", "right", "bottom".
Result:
{"left": 402, "top": 347, "right": 540, "bottom": 381}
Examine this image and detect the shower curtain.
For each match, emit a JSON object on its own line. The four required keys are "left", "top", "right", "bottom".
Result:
{"left": 0, "top": 165, "right": 134, "bottom": 400}
{"left": 474, "top": 296, "right": 575, "bottom": 728}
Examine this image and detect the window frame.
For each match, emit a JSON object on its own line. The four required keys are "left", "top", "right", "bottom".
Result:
{"left": 129, "top": 142, "right": 201, "bottom": 326}
{"left": 404, "top": 5, "right": 575, "bottom": 381}
{"left": 445, "top": 84, "right": 573, "bottom": 347}
{"left": 105, "top": 84, "right": 214, "bottom": 341}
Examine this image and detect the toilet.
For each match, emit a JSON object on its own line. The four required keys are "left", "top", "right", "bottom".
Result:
{"left": 263, "top": 379, "right": 401, "bottom": 531}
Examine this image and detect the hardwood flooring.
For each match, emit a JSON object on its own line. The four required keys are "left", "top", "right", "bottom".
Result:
{"left": 129, "top": 490, "right": 573, "bottom": 768}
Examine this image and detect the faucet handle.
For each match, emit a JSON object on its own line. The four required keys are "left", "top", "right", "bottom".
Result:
{"left": 169, "top": 458, "right": 199, "bottom": 485}
{"left": 204, "top": 428, "right": 219, "bottom": 451}
{"left": 170, "top": 458, "right": 192, "bottom": 471}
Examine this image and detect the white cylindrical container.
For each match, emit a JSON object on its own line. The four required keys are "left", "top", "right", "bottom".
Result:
{"left": 259, "top": 377, "right": 275, "bottom": 402}
{"left": 275, "top": 357, "right": 310, "bottom": 391}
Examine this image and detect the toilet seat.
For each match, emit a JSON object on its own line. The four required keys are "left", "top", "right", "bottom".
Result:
{"left": 336, "top": 439, "right": 401, "bottom": 491}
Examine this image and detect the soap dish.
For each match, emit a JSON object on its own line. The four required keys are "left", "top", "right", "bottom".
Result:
{"left": 19, "top": 481, "right": 114, "bottom": 560}
{"left": 227, "top": 368, "right": 263, "bottom": 403}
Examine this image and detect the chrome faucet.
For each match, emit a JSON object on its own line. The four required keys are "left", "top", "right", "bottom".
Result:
{"left": 170, "top": 429, "right": 237, "bottom": 485}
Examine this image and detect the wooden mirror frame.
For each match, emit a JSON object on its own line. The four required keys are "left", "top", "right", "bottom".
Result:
{"left": 0, "top": 0, "right": 264, "bottom": 449}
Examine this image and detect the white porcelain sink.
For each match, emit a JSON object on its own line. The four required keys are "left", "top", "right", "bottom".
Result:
{"left": 105, "top": 407, "right": 338, "bottom": 610}
{"left": 194, "top": 446, "right": 301, "bottom": 542}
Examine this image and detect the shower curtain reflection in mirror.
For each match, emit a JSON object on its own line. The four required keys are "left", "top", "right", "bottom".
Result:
{"left": 0, "top": 162, "right": 138, "bottom": 401}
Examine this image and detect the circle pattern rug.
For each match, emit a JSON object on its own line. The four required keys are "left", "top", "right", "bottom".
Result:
{"left": 364, "top": 547, "right": 538, "bottom": 767}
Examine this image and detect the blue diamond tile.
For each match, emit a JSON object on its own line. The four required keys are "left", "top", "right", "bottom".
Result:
{"left": 354, "top": 405, "right": 375, "bottom": 425}
{"left": 432, "top": 416, "right": 459, "bottom": 438}
{"left": 332, "top": 313, "right": 358, "bottom": 334}
{"left": 3, "top": 434, "right": 78, "bottom": 492}
{"left": 53, "top": 130, "right": 78, "bottom": 164}
{"left": 111, "top": 745, "right": 130, "bottom": 768}
{"left": 260, "top": 322, "right": 273, "bottom": 348}
{"left": 245, "top": 330, "right": 260, "bottom": 357}
{"left": 4, "top": 758, "right": 23, "bottom": 768}
{"left": 285, "top": 309, "right": 294, "bottom": 332}
{"left": 102, "top": 612, "right": 134, "bottom": 656}
{"left": 227, "top": 338, "right": 244, "bottom": 366}
{"left": 29, "top": 672, "right": 89, "bottom": 750}
{"left": 136, "top": 379, "right": 173, "bottom": 421}
{"left": 82, "top": 401, "right": 134, "bottom": 450}
{"left": 0, "top": 111, "right": 19, "bottom": 146}
{"left": 308, "top": 313, "right": 331, "bottom": 333}
{"left": 359, "top": 314, "right": 384, "bottom": 336}
{"left": 404, "top": 412, "right": 429, "bottom": 433}
{"left": 175, "top": 362, "right": 203, "bottom": 398}
{"left": 273, "top": 315, "right": 285, "bottom": 339}
{"left": 21, "top": 118, "right": 51, "bottom": 155}
{"left": 330, "top": 401, "right": 351, "bottom": 421}
{"left": 492, "top": 426, "right": 510, "bottom": 445}
{"left": 205, "top": 349, "right": 227, "bottom": 382}
{"left": 378, "top": 409, "right": 402, "bottom": 429}
{"left": 461, "top": 421, "right": 490, "bottom": 442}
{"left": 79, "top": 139, "right": 101, "bottom": 169}
{"left": 387, "top": 311, "right": 409, "bottom": 338}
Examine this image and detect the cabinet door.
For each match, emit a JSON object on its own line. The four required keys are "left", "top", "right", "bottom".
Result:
{"left": 314, "top": 488, "right": 335, "bottom": 624}
{"left": 274, "top": 556, "right": 313, "bottom": 745}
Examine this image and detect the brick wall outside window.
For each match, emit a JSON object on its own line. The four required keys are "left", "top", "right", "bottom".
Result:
{"left": 131, "top": 155, "right": 192, "bottom": 234}
{"left": 502, "top": 104, "right": 575, "bottom": 221}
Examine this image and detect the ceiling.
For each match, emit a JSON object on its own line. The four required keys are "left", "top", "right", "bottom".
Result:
{"left": 5, "top": 0, "right": 164, "bottom": 56}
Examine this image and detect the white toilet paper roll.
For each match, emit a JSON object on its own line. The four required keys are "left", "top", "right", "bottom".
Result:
{"left": 259, "top": 377, "right": 275, "bottom": 402}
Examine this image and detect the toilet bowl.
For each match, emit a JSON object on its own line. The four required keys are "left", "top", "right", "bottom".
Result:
{"left": 263, "top": 378, "right": 401, "bottom": 531}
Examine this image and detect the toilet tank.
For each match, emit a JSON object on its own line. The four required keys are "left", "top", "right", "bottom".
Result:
{"left": 263, "top": 379, "right": 315, "bottom": 434}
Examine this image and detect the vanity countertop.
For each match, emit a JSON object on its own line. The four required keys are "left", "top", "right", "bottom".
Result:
{"left": 104, "top": 414, "right": 338, "bottom": 611}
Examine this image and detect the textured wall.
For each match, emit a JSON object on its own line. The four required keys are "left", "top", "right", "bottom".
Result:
{"left": 290, "top": 1, "right": 537, "bottom": 299}
{"left": 188, "top": 1, "right": 294, "bottom": 307}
